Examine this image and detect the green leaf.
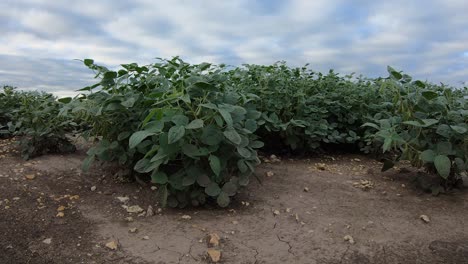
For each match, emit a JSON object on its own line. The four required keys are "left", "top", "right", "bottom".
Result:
{"left": 129, "top": 131, "right": 155, "bottom": 149}
{"left": 151, "top": 171, "right": 168, "bottom": 184}
{"left": 387, "top": 66, "right": 402, "bottom": 80}
{"left": 454, "top": 158, "right": 465, "bottom": 171}
{"left": 250, "top": 141, "right": 264, "bottom": 149}
{"left": 58, "top": 97, "right": 72, "bottom": 104}
{"left": 82, "top": 155, "right": 95, "bottom": 171}
{"left": 182, "top": 174, "right": 196, "bottom": 186}
{"left": 223, "top": 128, "right": 241, "bottom": 145}
{"left": 83, "top": 59, "right": 94, "bottom": 66}
{"left": 117, "top": 131, "right": 131, "bottom": 141}
{"left": 121, "top": 97, "right": 136, "bottom": 107}
{"left": 222, "top": 182, "right": 237, "bottom": 196}
{"left": 434, "top": 155, "right": 451, "bottom": 179}
{"left": 205, "top": 182, "right": 221, "bottom": 196}
{"left": 421, "top": 91, "right": 438, "bottom": 100}
{"left": 403, "top": 119, "right": 438, "bottom": 127}
{"left": 245, "top": 119, "right": 258, "bottom": 132}
{"left": 182, "top": 144, "right": 202, "bottom": 158}
{"left": 186, "top": 119, "right": 204, "bottom": 129}
{"left": 216, "top": 192, "right": 230, "bottom": 207}
{"left": 450, "top": 125, "right": 467, "bottom": 134}
{"left": 420, "top": 149, "right": 435, "bottom": 163}
{"left": 237, "top": 147, "right": 251, "bottom": 158}
{"left": 167, "top": 126, "right": 185, "bottom": 144}
{"left": 237, "top": 160, "right": 248, "bottom": 173}
{"left": 209, "top": 155, "right": 221, "bottom": 176}
{"left": 201, "top": 125, "right": 223, "bottom": 145}
{"left": 172, "top": 115, "right": 189, "bottom": 126}
{"left": 196, "top": 173, "right": 211, "bottom": 187}
{"left": 436, "top": 142, "right": 452, "bottom": 155}
{"left": 218, "top": 108, "right": 233, "bottom": 127}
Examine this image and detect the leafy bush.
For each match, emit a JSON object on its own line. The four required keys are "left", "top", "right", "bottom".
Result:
{"left": 75, "top": 58, "right": 262, "bottom": 207}
{"left": 0, "top": 86, "right": 76, "bottom": 159}
{"left": 364, "top": 67, "right": 467, "bottom": 190}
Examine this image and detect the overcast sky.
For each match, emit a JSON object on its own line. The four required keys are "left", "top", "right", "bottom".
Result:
{"left": 1, "top": 0, "right": 467, "bottom": 97}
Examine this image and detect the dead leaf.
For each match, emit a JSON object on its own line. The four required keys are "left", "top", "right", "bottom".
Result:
{"left": 105, "top": 240, "right": 118, "bottom": 250}
{"left": 265, "top": 171, "right": 274, "bottom": 177}
{"left": 207, "top": 249, "right": 221, "bottom": 263}
{"left": 126, "top": 205, "right": 144, "bottom": 213}
{"left": 146, "top": 205, "right": 154, "bottom": 217}
{"left": 344, "top": 235, "right": 355, "bottom": 244}
{"left": 129, "top": 228, "right": 138, "bottom": 233}
{"left": 273, "top": 210, "right": 280, "bottom": 216}
{"left": 208, "top": 233, "right": 220, "bottom": 247}
{"left": 56, "top": 212, "right": 64, "bottom": 218}
{"left": 116, "top": 196, "right": 130, "bottom": 203}
{"left": 420, "top": 215, "right": 430, "bottom": 223}
{"left": 181, "top": 215, "right": 192, "bottom": 220}
{"left": 57, "top": 205, "right": 66, "bottom": 212}
{"left": 142, "top": 236, "right": 149, "bottom": 240}
{"left": 303, "top": 187, "right": 309, "bottom": 192}
{"left": 25, "top": 174, "right": 36, "bottom": 180}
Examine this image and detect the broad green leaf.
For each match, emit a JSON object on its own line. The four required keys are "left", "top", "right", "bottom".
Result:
{"left": 222, "top": 182, "right": 237, "bottom": 196}
{"left": 129, "top": 131, "right": 155, "bottom": 149}
{"left": 182, "top": 144, "right": 202, "bottom": 157}
{"left": 167, "top": 126, "right": 185, "bottom": 144}
{"left": 57, "top": 97, "right": 72, "bottom": 104}
{"left": 121, "top": 97, "right": 136, "bottom": 107}
{"left": 450, "top": 125, "right": 467, "bottom": 134}
{"left": 223, "top": 128, "right": 241, "bottom": 145}
{"left": 421, "top": 91, "right": 438, "bottom": 100}
{"left": 250, "top": 140, "right": 264, "bottom": 149}
{"left": 209, "top": 155, "right": 221, "bottom": 176}
{"left": 245, "top": 119, "right": 258, "bottom": 132}
{"left": 196, "top": 173, "right": 211, "bottom": 187}
{"left": 205, "top": 182, "right": 221, "bottom": 196}
{"left": 186, "top": 119, "right": 204, "bottom": 129}
{"left": 237, "top": 159, "right": 248, "bottom": 173}
{"left": 83, "top": 58, "right": 94, "bottom": 66}
{"left": 454, "top": 158, "right": 465, "bottom": 171}
{"left": 201, "top": 125, "right": 223, "bottom": 145}
{"left": 82, "top": 155, "right": 95, "bottom": 171}
{"left": 218, "top": 108, "right": 233, "bottom": 127}
{"left": 172, "top": 115, "right": 189, "bottom": 126}
{"left": 237, "top": 147, "right": 251, "bottom": 158}
{"left": 420, "top": 149, "right": 435, "bottom": 163}
{"left": 117, "top": 131, "right": 131, "bottom": 141}
{"left": 159, "top": 184, "right": 168, "bottom": 207}
{"left": 434, "top": 155, "right": 451, "bottom": 179}
{"left": 217, "top": 192, "right": 230, "bottom": 207}
{"left": 182, "top": 174, "right": 196, "bottom": 186}
{"left": 436, "top": 142, "right": 452, "bottom": 155}
{"left": 151, "top": 171, "right": 168, "bottom": 184}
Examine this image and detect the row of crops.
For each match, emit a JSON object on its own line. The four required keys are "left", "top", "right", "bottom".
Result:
{"left": 1, "top": 57, "right": 467, "bottom": 207}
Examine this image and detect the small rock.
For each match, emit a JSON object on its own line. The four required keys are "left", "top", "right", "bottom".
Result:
{"left": 42, "top": 238, "right": 52, "bottom": 244}
{"left": 146, "top": 205, "right": 154, "bottom": 217}
{"left": 90, "top": 186, "right": 97, "bottom": 191}
{"left": 142, "top": 236, "right": 149, "bottom": 240}
{"left": 316, "top": 163, "right": 327, "bottom": 170}
{"left": 265, "top": 171, "right": 274, "bottom": 177}
{"left": 420, "top": 215, "right": 430, "bottom": 223}
{"left": 150, "top": 186, "right": 158, "bottom": 191}
{"left": 207, "top": 249, "right": 221, "bottom": 263}
{"left": 286, "top": 208, "right": 292, "bottom": 213}
{"left": 208, "top": 233, "right": 220, "bottom": 247}
{"left": 129, "top": 228, "right": 138, "bottom": 233}
{"left": 105, "top": 240, "right": 118, "bottom": 250}
{"left": 125, "top": 217, "right": 134, "bottom": 222}
{"left": 303, "top": 187, "right": 309, "bottom": 192}
{"left": 126, "top": 205, "right": 144, "bottom": 213}
{"left": 344, "top": 235, "right": 355, "bottom": 244}
{"left": 181, "top": 215, "right": 192, "bottom": 220}
{"left": 232, "top": 220, "right": 239, "bottom": 225}
{"left": 273, "top": 210, "right": 280, "bottom": 216}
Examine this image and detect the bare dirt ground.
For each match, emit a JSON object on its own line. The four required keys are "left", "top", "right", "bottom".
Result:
{"left": 1, "top": 137, "right": 467, "bottom": 264}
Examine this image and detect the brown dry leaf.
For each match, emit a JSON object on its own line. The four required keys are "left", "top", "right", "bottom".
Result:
{"left": 207, "top": 248, "right": 221, "bottom": 263}
{"left": 265, "top": 171, "right": 274, "bottom": 177}
{"left": 57, "top": 205, "right": 66, "bottom": 212}
{"left": 69, "top": 195, "right": 80, "bottom": 200}
{"left": 56, "top": 212, "right": 65, "bottom": 218}
{"left": 25, "top": 174, "right": 36, "bottom": 180}
{"left": 420, "top": 215, "right": 430, "bottom": 223}
{"left": 105, "top": 240, "right": 118, "bottom": 250}
{"left": 181, "top": 215, "right": 192, "bottom": 220}
{"left": 208, "top": 233, "right": 220, "bottom": 247}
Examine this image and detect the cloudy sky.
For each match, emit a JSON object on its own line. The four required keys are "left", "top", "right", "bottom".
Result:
{"left": 1, "top": 0, "right": 467, "bottom": 97}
